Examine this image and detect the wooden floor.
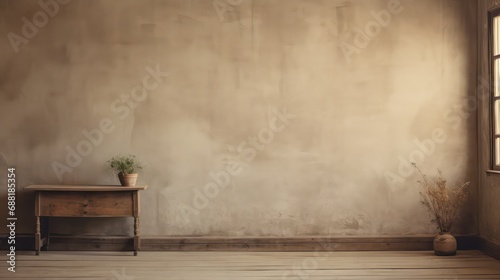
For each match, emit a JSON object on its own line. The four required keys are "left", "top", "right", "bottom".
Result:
{"left": 2, "top": 250, "right": 499, "bottom": 279}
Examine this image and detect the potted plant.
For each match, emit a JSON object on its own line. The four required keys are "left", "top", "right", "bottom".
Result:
{"left": 413, "top": 163, "right": 469, "bottom": 256}
{"left": 108, "top": 154, "right": 143, "bottom": 186}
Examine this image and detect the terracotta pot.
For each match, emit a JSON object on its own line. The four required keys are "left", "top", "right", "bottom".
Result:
{"left": 433, "top": 232, "right": 457, "bottom": 256}
{"left": 118, "top": 173, "right": 138, "bottom": 187}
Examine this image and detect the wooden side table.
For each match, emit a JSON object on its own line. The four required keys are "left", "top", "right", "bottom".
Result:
{"left": 24, "top": 185, "right": 147, "bottom": 256}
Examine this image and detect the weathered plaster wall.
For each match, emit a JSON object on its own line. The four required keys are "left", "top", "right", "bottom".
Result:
{"left": 478, "top": 0, "right": 500, "bottom": 244}
{"left": 0, "top": 0, "right": 477, "bottom": 237}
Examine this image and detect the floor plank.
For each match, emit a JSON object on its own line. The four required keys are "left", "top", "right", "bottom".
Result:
{"left": 1, "top": 250, "right": 499, "bottom": 279}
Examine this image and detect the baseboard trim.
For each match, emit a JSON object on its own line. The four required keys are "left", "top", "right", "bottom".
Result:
{"left": 478, "top": 237, "right": 500, "bottom": 260}
{"left": 142, "top": 235, "right": 479, "bottom": 251}
{"left": 0, "top": 235, "right": 479, "bottom": 252}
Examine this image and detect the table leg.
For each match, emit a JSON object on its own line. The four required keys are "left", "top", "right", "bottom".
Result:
{"left": 44, "top": 217, "right": 50, "bottom": 251}
{"left": 134, "top": 216, "right": 140, "bottom": 256}
{"left": 35, "top": 216, "right": 40, "bottom": 256}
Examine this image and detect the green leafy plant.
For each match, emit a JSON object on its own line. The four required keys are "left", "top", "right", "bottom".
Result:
{"left": 413, "top": 163, "right": 469, "bottom": 233}
{"left": 108, "top": 154, "right": 143, "bottom": 175}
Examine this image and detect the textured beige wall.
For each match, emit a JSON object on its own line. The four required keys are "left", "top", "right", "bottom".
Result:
{"left": 0, "top": 0, "right": 477, "bottom": 237}
{"left": 478, "top": 0, "right": 500, "bottom": 244}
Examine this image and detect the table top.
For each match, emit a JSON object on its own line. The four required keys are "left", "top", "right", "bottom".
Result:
{"left": 25, "top": 185, "right": 148, "bottom": 191}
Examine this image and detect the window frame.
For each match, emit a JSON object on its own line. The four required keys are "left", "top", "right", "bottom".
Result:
{"left": 489, "top": 7, "right": 500, "bottom": 171}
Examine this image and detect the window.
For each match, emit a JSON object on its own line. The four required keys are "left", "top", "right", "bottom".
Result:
{"left": 490, "top": 9, "right": 500, "bottom": 170}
